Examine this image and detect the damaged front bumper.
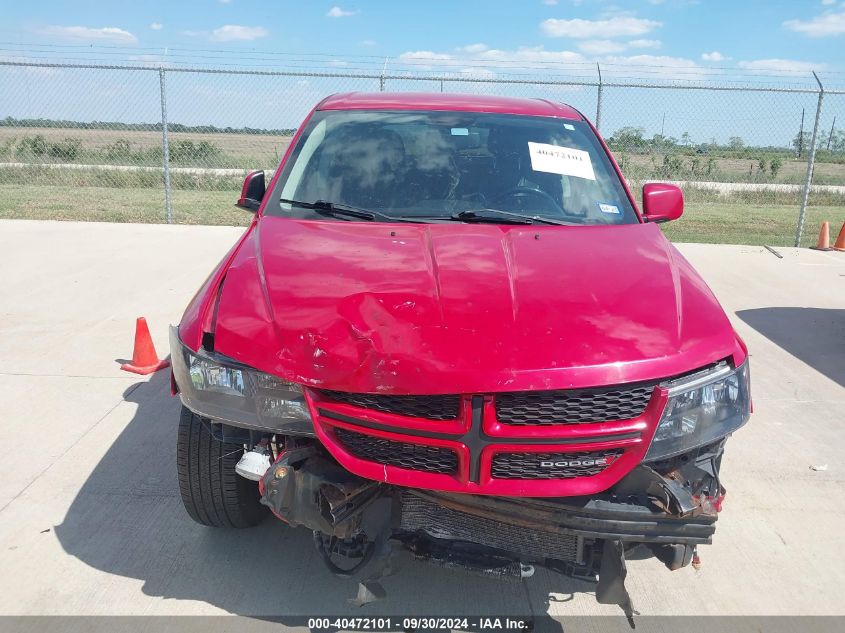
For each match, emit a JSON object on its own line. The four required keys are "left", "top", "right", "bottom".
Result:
{"left": 258, "top": 438, "right": 727, "bottom": 617}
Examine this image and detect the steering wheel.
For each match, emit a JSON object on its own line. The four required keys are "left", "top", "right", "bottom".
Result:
{"left": 490, "top": 185, "right": 564, "bottom": 215}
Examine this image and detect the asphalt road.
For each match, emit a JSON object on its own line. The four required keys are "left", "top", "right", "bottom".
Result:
{"left": 0, "top": 220, "right": 843, "bottom": 619}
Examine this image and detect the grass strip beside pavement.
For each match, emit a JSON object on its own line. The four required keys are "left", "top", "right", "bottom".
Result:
{"left": 0, "top": 185, "right": 248, "bottom": 226}
{"left": 660, "top": 202, "right": 845, "bottom": 247}
{"left": 0, "top": 184, "right": 843, "bottom": 247}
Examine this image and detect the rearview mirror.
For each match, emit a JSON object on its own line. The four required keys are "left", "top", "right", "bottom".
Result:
{"left": 642, "top": 183, "right": 683, "bottom": 223}
{"left": 236, "top": 170, "right": 266, "bottom": 212}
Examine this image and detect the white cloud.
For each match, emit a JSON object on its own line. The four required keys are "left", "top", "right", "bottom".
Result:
{"left": 737, "top": 58, "right": 825, "bottom": 73}
{"left": 599, "top": 54, "right": 708, "bottom": 78}
{"left": 399, "top": 50, "right": 453, "bottom": 61}
{"left": 127, "top": 54, "right": 170, "bottom": 67}
{"left": 210, "top": 25, "right": 268, "bottom": 41}
{"left": 541, "top": 16, "right": 661, "bottom": 38}
{"left": 602, "top": 54, "right": 699, "bottom": 68}
{"left": 395, "top": 45, "right": 717, "bottom": 81}
{"left": 542, "top": 0, "right": 559, "bottom": 5}
{"left": 629, "top": 39, "right": 661, "bottom": 49}
{"left": 327, "top": 6, "right": 357, "bottom": 18}
{"left": 701, "top": 51, "right": 730, "bottom": 62}
{"left": 360, "top": 39, "right": 377, "bottom": 47}
{"left": 821, "top": 0, "right": 835, "bottom": 5}
{"left": 40, "top": 25, "right": 137, "bottom": 44}
{"left": 457, "top": 43, "right": 489, "bottom": 54}
{"left": 476, "top": 46, "right": 586, "bottom": 64}
{"left": 396, "top": 46, "right": 588, "bottom": 77}
{"left": 597, "top": 6, "right": 638, "bottom": 19}
{"left": 784, "top": 11, "right": 845, "bottom": 37}
{"left": 396, "top": 51, "right": 456, "bottom": 72}
{"left": 578, "top": 39, "right": 627, "bottom": 55}
{"left": 150, "top": 22, "right": 163, "bottom": 31}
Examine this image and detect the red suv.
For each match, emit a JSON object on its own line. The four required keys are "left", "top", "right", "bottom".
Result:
{"left": 170, "top": 93, "right": 750, "bottom": 616}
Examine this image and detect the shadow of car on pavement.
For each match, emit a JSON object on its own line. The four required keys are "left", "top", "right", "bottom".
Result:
{"left": 54, "top": 372, "right": 593, "bottom": 622}
{"left": 736, "top": 307, "right": 845, "bottom": 388}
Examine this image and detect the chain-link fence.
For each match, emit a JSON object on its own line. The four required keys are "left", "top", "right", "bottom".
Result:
{"left": 1, "top": 60, "right": 843, "bottom": 246}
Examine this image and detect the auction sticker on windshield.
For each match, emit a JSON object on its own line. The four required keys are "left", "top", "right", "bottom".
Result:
{"left": 528, "top": 142, "right": 596, "bottom": 181}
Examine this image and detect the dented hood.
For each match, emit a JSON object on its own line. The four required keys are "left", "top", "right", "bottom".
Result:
{"left": 210, "top": 217, "right": 738, "bottom": 394}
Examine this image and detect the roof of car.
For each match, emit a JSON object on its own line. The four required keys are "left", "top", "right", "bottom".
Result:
{"left": 318, "top": 92, "right": 584, "bottom": 120}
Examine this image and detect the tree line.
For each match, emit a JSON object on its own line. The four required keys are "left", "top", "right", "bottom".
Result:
{"left": 606, "top": 126, "right": 845, "bottom": 156}
{"left": 0, "top": 116, "right": 296, "bottom": 136}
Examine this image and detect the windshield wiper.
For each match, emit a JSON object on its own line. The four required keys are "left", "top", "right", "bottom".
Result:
{"left": 280, "top": 198, "right": 420, "bottom": 223}
{"left": 451, "top": 209, "right": 575, "bottom": 226}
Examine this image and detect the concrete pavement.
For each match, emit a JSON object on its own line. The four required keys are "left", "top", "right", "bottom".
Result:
{"left": 0, "top": 220, "right": 843, "bottom": 617}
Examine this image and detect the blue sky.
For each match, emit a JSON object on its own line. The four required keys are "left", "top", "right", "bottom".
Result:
{"left": 2, "top": 0, "right": 844, "bottom": 80}
{"left": 1, "top": 1, "right": 843, "bottom": 147}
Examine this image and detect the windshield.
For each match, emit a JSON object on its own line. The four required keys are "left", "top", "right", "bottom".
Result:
{"left": 268, "top": 109, "right": 638, "bottom": 225}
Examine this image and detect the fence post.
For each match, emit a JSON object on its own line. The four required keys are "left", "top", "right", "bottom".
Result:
{"left": 795, "top": 71, "right": 824, "bottom": 247}
{"left": 159, "top": 67, "right": 173, "bottom": 224}
{"left": 379, "top": 57, "right": 388, "bottom": 92}
{"left": 595, "top": 63, "right": 603, "bottom": 132}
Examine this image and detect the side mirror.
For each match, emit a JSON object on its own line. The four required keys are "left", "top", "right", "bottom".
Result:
{"left": 236, "top": 170, "right": 265, "bottom": 212}
{"left": 642, "top": 183, "right": 683, "bottom": 223}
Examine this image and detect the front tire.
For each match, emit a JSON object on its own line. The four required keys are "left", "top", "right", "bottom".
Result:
{"left": 176, "top": 406, "right": 268, "bottom": 528}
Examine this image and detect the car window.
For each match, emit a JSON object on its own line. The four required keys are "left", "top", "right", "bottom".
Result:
{"left": 271, "top": 110, "right": 638, "bottom": 225}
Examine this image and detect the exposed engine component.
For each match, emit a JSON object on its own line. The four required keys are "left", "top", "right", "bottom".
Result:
{"left": 252, "top": 436, "right": 727, "bottom": 625}
{"left": 259, "top": 446, "right": 383, "bottom": 539}
{"left": 235, "top": 443, "right": 272, "bottom": 481}
{"left": 401, "top": 535, "right": 536, "bottom": 580}
{"left": 398, "top": 491, "right": 582, "bottom": 564}
{"left": 313, "top": 531, "right": 376, "bottom": 577}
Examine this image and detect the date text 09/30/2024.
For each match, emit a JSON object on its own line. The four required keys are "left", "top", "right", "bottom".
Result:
{"left": 308, "top": 617, "right": 532, "bottom": 631}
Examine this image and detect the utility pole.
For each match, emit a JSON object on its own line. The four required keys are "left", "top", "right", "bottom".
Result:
{"left": 827, "top": 116, "right": 836, "bottom": 151}
{"left": 797, "top": 108, "right": 805, "bottom": 157}
{"left": 660, "top": 112, "right": 665, "bottom": 137}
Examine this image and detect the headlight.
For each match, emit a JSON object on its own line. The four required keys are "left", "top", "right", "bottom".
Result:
{"left": 189, "top": 356, "right": 246, "bottom": 396}
{"left": 170, "top": 326, "right": 314, "bottom": 435}
{"left": 645, "top": 360, "right": 750, "bottom": 461}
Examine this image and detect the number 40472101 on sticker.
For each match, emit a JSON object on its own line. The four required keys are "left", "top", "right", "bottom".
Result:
{"left": 527, "top": 141, "right": 596, "bottom": 181}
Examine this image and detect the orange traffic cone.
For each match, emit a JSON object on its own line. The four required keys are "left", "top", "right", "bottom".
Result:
{"left": 834, "top": 222, "right": 845, "bottom": 252}
{"left": 810, "top": 221, "right": 832, "bottom": 251}
{"left": 120, "top": 317, "right": 170, "bottom": 375}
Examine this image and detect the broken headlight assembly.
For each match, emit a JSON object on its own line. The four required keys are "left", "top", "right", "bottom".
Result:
{"left": 646, "top": 360, "right": 750, "bottom": 461}
{"left": 169, "top": 326, "right": 314, "bottom": 436}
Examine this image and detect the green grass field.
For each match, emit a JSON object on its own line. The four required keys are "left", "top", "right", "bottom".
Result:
{"left": 1, "top": 183, "right": 842, "bottom": 247}
{"left": 661, "top": 202, "right": 845, "bottom": 247}
{"left": 0, "top": 185, "right": 245, "bottom": 226}
{"left": 4, "top": 125, "right": 845, "bottom": 184}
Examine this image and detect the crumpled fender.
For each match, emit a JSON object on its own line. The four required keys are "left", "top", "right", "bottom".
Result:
{"left": 177, "top": 218, "right": 258, "bottom": 352}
